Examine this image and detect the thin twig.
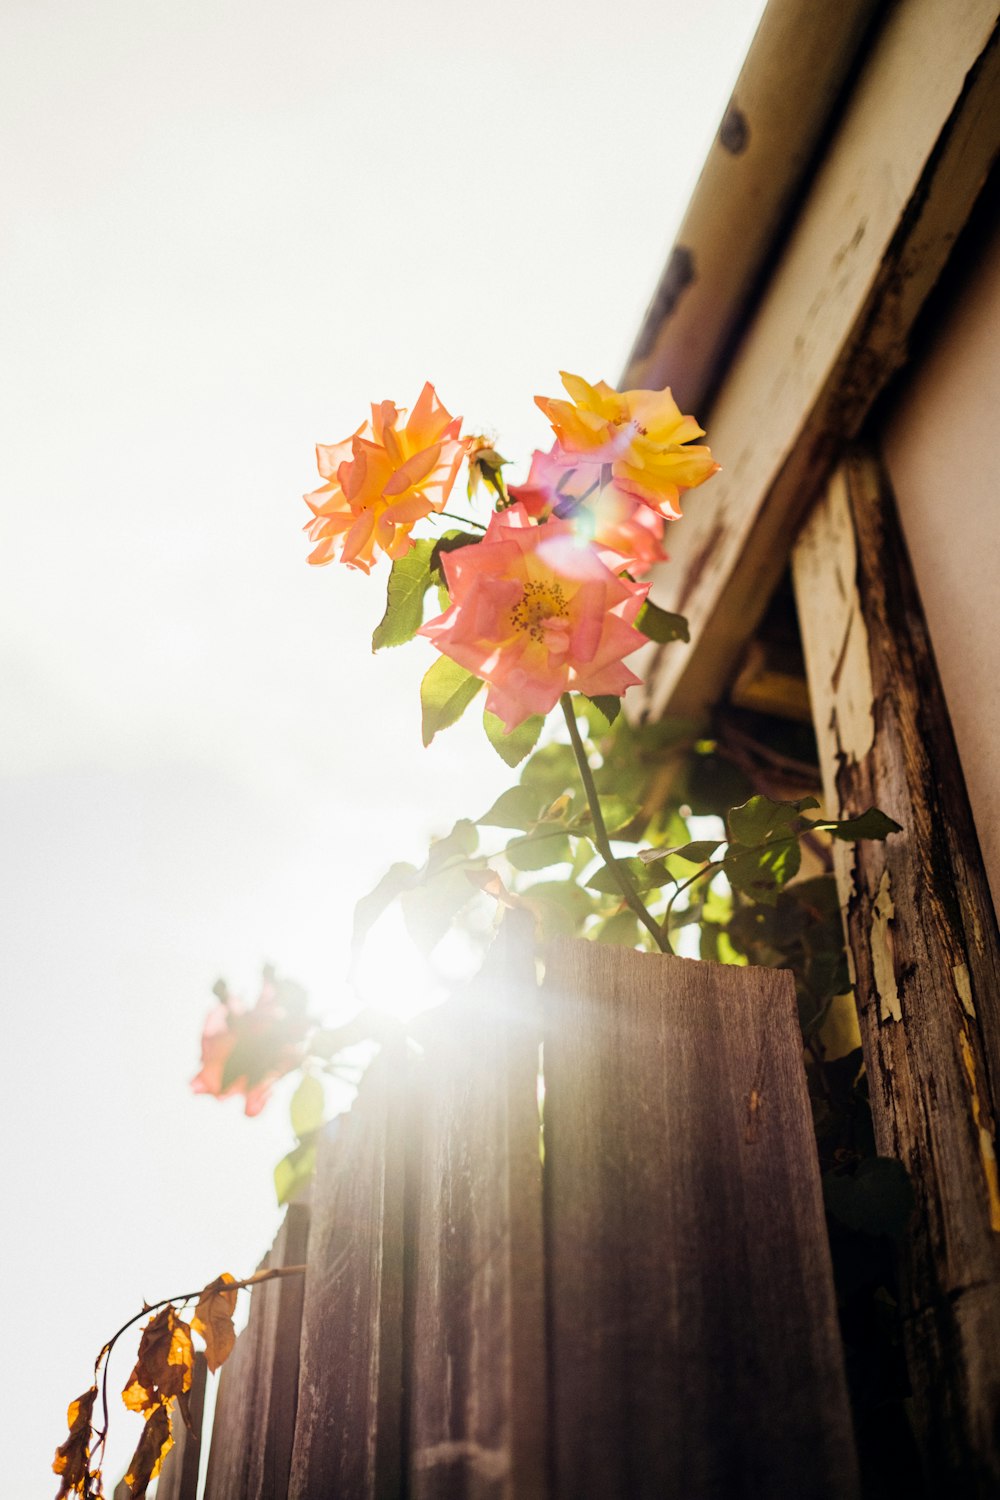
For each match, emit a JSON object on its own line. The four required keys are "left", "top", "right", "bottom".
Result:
{"left": 560, "top": 695, "right": 671, "bottom": 953}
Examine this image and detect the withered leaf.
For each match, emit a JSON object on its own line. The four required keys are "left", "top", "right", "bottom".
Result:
{"left": 122, "top": 1305, "right": 193, "bottom": 1416}
{"left": 191, "top": 1272, "right": 238, "bottom": 1373}
{"left": 124, "top": 1401, "right": 173, "bottom": 1500}
{"left": 52, "top": 1385, "right": 97, "bottom": 1496}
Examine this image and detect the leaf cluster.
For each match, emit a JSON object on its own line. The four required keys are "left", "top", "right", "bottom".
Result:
{"left": 54, "top": 1271, "right": 245, "bottom": 1498}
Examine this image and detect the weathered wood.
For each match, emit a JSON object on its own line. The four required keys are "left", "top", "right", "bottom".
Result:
{"left": 542, "top": 940, "right": 858, "bottom": 1500}
{"left": 204, "top": 1206, "right": 309, "bottom": 1500}
{"left": 636, "top": 1, "right": 1000, "bottom": 723}
{"left": 407, "top": 913, "right": 547, "bottom": 1499}
{"left": 288, "top": 1053, "right": 407, "bottom": 1500}
{"left": 155, "top": 1352, "right": 207, "bottom": 1500}
{"left": 792, "top": 451, "right": 1000, "bottom": 1494}
{"left": 623, "top": 0, "right": 882, "bottom": 412}
{"left": 245, "top": 1203, "right": 310, "bottom": 1500}
{"left": 203, "top": 1302, "right": 259, "bottom": 1500}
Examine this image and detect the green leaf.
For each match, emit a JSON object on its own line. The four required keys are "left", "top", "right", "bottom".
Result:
{"left": 425, "top": 817, "right": 479, "bottom": 872}
{"left": 521, "top": 879, "right": 595, "bottom": 937}
{"left": 585, "top": 794, "right": 641, "bottom": 834}
{"left": 274, "top": 1140, "right": 317, "bottom": 1206}
{"left": 352, "top": 861, "right": 419, "bottom": 956}
{"left": 506, "top": 832, "right": 573, "bottom": 872}
{"left": 824, "top": 807, "right": 902, "bottom": 842}
{"left": 823, "top": 1157, "right": 915, "bottom": 1239}
{"left": 727, "top": 793, "right": 819, "bottom": 846}
{"left": 519, "top": 741, "right": 578, "bottom": 793}
{"left": 592, "top": 909, "right": 642, "bottom": 947}
{"left": 371, "top": 540, "right": 436, "bottom": 650}
{"left": 430, "top": 529, "right": 482, "bottom": 579}
{"left": 642, "top": 838, "right": 721, "bottom": 865}
{"left": 420, "top": 657, "right": 484, "bottom": 746}
{"left": 400, "top": 864, "right": 480, "bottom": 952}
{"left": 483, "top": 709, "right": 545, "bottom": 767}
{"left": 580, "top": 694, "right": 621, "bottom": 733}
{"left": 723, "top": 838, "right": 801, "bottom": 905}
{"left": 290, "top": 1074, "right": 325, "bottom": 1140}
{"left": 478, "top": 784, "right": 546, "bottom": 831}
{"left": 636, "top": 600, "right": 690, "bottom": 644}
{"left": 585, "top": 856, "right": 651, "bottom": 895}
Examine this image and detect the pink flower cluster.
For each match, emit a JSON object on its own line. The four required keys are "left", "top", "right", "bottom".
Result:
{"left": 304, "top": 372, "right": 718, "bottom": 729}
{"left": 191, "top": 969, "right": 312, "bottom": 1116}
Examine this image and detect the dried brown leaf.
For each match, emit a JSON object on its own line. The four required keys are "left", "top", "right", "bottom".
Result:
{"left": 52, "top": 1386, "right": 97, "bottom": 1496}
{"left": 124, "top": 1401, "right": 173, "bottom": 1499}
{"left": 122, "top": 1306, "right": 193, "bottom": 1416}
{"left": 191, "top": 1272, "right": 238, "bottom": 1373}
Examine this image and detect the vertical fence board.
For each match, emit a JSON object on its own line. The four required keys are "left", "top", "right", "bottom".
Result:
{"left": 203, "top": 1295, "right": 261, "bottom": 1500}
{"left": 792, "top": 451, "right": 1000, "bottom": 1493}
{"left": 245, "top": 1202, "right": 310, "bottom": 1500}
{"left": 204, "top": 1206, "right": 308, "bottom": 1500}
{"left": 155, "top": 1352, "right": 207, "bottom": 1500}
{"left": 542, "top": 941, "right": 858, "bottom": 1500}
{"left": 288, "top": 1051, "right": 407, "bottom": 1500}
{"left": 408, "top": 914, "right": 548, "bottom": 1500}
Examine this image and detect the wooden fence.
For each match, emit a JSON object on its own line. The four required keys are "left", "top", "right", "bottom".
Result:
{"left": 149, "top": 917, "right": 859, "bottom": 1499}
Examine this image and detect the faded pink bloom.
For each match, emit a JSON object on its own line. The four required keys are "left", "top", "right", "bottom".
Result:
{"left": 191, "top": 968, "right": 311, "bottom": 1117}
{"left": 509, "top": 447, "right": 667, "bottom": 572}
{"left": 420, "top": 503, "right": 650, "bottom": 731}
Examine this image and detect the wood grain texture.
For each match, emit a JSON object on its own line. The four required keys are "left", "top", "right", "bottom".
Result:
{"left": 288, "top": 1052, "right": 407, "bottom": 1500}
{"left": 245, "top": 1203, "right": 310, "bottom": 1500}
{"left": 635, "top": 1, "right": 999, "bottom": 723}
{"left": 203, "top": 1300, "right": 260, "bottom": 1500}
{"left": 622, "top": 0, "right": 881, "bottom": 412}
{"left": 792, "top": 451, "right": 1000, "bottom": 1494}
{"left": 542, "top": 940, "right": 858, "bottom": 1500}
{"left": 155, "top": 1352, "right": 207, "bottom": 1500}
{"left": 407, "top": 912, "right": 547, "bottom": 1500}
{"left": 204, "top": 1207, "right": 309, "bottom": 1500}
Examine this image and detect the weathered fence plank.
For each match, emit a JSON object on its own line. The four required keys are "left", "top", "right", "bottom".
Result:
{"left": 155, "top": 1352, "right": 207, "bottom": 1500}
{"left": 288, "top": 1051, "right": 407, "bottom": 1500}
{"left": 245, "top": 1203, "right": 310, "bottom": 1500}
{"left": 204, "top": 1203, "right": 310, "bottom": 1500}
{"left": 203, "top": 1293, "right": 260, "bottom": 1500}
{"left": 542, "top": 941, "right": 859, "bottom": 1500}
{"left": 408, "top": 913, "right": 548, "bottom": 1499}
{"left": 792, "top": 451, "right": 1000, "bottom": 1494}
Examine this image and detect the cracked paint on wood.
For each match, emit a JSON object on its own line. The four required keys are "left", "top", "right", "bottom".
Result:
{"left": 793, "top": 450, "right": 1000, "bottom": 1493}
{"left": 870, "top": 869, "right": 901, "bottom": 1023}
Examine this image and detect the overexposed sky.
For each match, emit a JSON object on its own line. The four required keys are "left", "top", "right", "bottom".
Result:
{"left": 0, "top": 0, "right": 767, "bottom": 1489}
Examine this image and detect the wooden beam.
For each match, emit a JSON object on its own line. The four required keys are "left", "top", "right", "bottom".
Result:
{"left": 636, "top": 1, "right": 1000, "bottom": 723}
{"left": 792, "top": 451, "right": 1000, "bottom": 1494}
{"left": 623, "top": 0, "right": 883, "bottom": 413}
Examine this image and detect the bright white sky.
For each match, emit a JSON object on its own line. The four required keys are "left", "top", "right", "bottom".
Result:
{"left": 0, "top": 0, "right": 767, "bottom": 1490}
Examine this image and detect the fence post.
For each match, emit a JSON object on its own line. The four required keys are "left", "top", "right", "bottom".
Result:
{"left": 288, "top": 1049, "right": 408, "bottom": 1500}
{"left": 542, "top": 940, "right": 859, "bottom": 1499}
{"left": 407, "top": 911, "right": 548, "bottom": 1499}
{"left": 204, "top": 1202, "right": 310, "bottom": 1500}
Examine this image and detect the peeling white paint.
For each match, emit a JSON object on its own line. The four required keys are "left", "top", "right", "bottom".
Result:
{"left": 871, "top": 869, "right": 901, "bottom": 1023}
{"left": 953, "top": 962, "right": 976, "bottom": 1018}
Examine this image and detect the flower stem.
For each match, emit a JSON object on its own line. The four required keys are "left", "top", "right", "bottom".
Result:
{"left": 560, "top": 694, "right": 673, "bottom": 954}
{"left": 438, "top": 511, "right": 487, "bottom": 531}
